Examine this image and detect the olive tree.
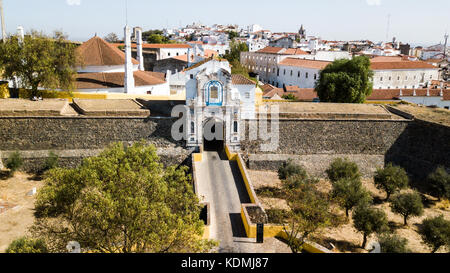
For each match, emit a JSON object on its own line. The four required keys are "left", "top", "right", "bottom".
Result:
{"left": 427, "top": 166, "right": 450, "bottom": 201}
{"left": 353, "top": 204, "right": 388, "bottom": 248}
{"left": 390, "top": 192, "right": 424, "bottom": 226}
{"left": 331, "top": 178, "right": 372, "bottom": 217}
{"left": 374, "top": 163, "right": 409, "bottom": 201}
{"left": 418, "top": 215, "right": 450, "bottom": 253}
{"left": 32, "top": 142, "right": 217, "bottom": 253}
{"left": 326, "top": 158, "right": 361, "bottom": 183}
{"left": 378, "top": 234, "right": 411, "bottom": 253}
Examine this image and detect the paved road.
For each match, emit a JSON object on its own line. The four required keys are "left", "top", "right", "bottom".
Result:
{"left": 195, "top": 151, "right": 291, "bottom": 253}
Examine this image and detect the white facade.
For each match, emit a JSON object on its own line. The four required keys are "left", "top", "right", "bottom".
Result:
{"left": 372, "top": 69, "right": 440, "bottom": 89}
{"left": 158, "top": 47, "right": 190, "bottom": 60}
{"left": 276, "top": 65, "right": 321, "bottom": 89}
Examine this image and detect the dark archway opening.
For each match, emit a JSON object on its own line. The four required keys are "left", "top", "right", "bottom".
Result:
{"left": 203, "top": 120, "right": 224, "bottom": 151}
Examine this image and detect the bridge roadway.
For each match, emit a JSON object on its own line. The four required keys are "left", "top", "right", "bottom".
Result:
{"left": 194, "top": 151, "right": 291, "bottom": 253}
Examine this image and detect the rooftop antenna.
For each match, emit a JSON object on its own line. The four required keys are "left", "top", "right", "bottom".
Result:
{"left": 125, "top": 0, "right": 128, "bottom": 25}
{"left": 386, "top": 14, "right": 391, "bottom": 42}
{"left": 0, "top": 0, "right": 6, "bottom": 42}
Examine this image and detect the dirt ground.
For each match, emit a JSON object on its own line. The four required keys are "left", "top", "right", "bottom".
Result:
{"left": 248, "top": 169, "right": 450, "bottom": 253}
{"left": 393, "top": 104, "right": 450, "bottom": 126}
{"left": 0, "top": 172, "right": 43, "bottom": 253}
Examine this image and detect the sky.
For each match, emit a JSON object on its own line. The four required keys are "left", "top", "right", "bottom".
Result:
{"left": 2, "top": 0, "right": 450, "bottom": 46}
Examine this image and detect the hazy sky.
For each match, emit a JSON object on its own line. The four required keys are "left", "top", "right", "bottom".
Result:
{"left": 2, "top": 0, "right": 450, "bottom": 46}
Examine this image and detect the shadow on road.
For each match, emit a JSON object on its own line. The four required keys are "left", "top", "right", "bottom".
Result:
{"left": 229, "top": 213, "right": 248, "bottom": 238}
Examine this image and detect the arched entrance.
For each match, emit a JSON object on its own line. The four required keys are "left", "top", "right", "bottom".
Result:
{"left": 203, "top": 118, "right": 225, "bottom": 151}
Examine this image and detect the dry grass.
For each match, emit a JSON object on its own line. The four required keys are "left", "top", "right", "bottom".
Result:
{"left": 393, "top": 104, "right": 450, "bottom": 126}
{"left": 248, "top": 169, "right": 450, "bottom": 253}
{"left": 0, "top": 172, "right": 44, "bottom": 253}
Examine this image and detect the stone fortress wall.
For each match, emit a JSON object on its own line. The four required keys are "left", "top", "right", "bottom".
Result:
{"left": 0, "top": 105, "right": 448, "bottom": 180}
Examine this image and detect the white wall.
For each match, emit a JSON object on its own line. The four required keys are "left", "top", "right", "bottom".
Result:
{"left": 372, "top": 69, "right": 440, "bottom": 89}
{"left": 402, "top": 96, "right": 450, "bottom": 109}
{"left": 276, "top": 65, "right": 321, "bottom": 88}
{"left": 159, "top": 48, "right": 189, "bottom": 60}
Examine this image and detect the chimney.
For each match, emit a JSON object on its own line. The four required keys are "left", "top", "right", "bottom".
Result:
{"left": 124, "top": 25, "right": 135, "bottom": 94}
{"left": 0, "top": 0, "right": 6, "bottom": 43}
{"left": 166, "top": 70, "right": 172, "bottom": 82}
{"left": 17, "top": 26, "right": 24, "bottom": 43}
{"left": 136, "top": 27, "right": 144, "bottom": 71}
{"left": 187, "top": 47, "right": 191, "bottom": 67}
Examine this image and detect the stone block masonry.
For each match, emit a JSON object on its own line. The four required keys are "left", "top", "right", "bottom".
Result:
{"left": 0, "top": 116, "right": 191, "bottom": 172}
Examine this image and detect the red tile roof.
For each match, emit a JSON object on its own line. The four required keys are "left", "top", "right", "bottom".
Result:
{"left": 256, "top": 47, "right": 309, "bottom": 55}
{"left": 231, "top": 74, "right": 256, "bottom": 85}
{"left": 370, "top": 61, "right": 437, "bottom": 70}
{"left": 279, "top": 58, "right": 331, "bottom": 69}
{"left": 77, "top": 36, "right": 139, "bottom": 66}
{"left": 76, "top": 71, "right": 165, "bottom": 89}
{"left": 113, "top": 43, "right": 191, "bottom": 49}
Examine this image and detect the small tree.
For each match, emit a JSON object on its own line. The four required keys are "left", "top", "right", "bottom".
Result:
{"left": 32, "top": 142, "right": 217, "bottom": 253}
{"left": 42, "top": 151, "right": 59, "bottom": 172}
{"left": 374, "top": 163, "right": 409, "bottom": 201}
{"left": 326, "top": 158, "right": 361, "bottom": 183}
{"left": 278, "top": 159, "right": 308, "bottom": 181}
{"left": 418, "top": 215, "right": 450, "bottom": 253}
{"left": 331, "top": 178, "right": 372, "bottom": 217}
{"left": 284, "top": 185, "right": 332, "bottom": 253}
{"left": 378, "top": 234, "right": 411, "bottom": 253}
{"left": 6, "top": 152, "right": 23, "bottom": 177}
{"left": 390, "top": 192, "right": 424, "bottom": 226}
{"left": 104, "top": 33, "right": 120, "bottom": 43}
{"left": 315, "top": 56, "right": 373, "bottom": 103}
{"left": 427, "top": 166, "right": 450, "bottom": 201}
{"left": 353, "top": 204, "right": 388, "bottom": 248}
{"left": 6, "top": 237, "right": 48, "bottom": 253}
{"left": 0, "top": 30, "right": 77, "bottom": 98}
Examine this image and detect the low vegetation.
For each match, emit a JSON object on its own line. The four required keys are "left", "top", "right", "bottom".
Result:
{"left": 374, "top": 163, "right": 409, "bottom": 201}
{"left": 6, "top": 152, "right": 23, "bottom": 177}
{"left": 378, "top": 234, "right": 411, "bottom": 253}
{"left": 6, "top": 237, "right": 48, "bottom": 253}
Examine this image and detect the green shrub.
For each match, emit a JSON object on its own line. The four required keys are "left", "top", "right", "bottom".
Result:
{"left": 266, "top": 209, "right": 290, "bottom": 224}
{"left": 43, "top": 151, "right": 59, "bottom": 172}
{"left": 353, "top": 204, "right": 388, "bottom": 248}
{"left": 326, "top": 158, "right": 361, "bottom": 183}
{"left": 282, "top": 175, "right": 318, "bottom": 190}
{"left": 378, "top": 234, "right": 411, "bottom": 253}
{"left": 418, "top": 215, "right": 450, "bottom": 253}
{"left": 331, "top": 178, "right": 372, "bottom": 217}
{"left": 390, "top": 192, "right": 424, "bottom": 226}
{"left": 427, "top": 166, "right": 450, "bottom": 201}
{"left": 6, "top": 237, "right": 48, "bottom": 253}
{"left": 6, "top": 152, "right": 23, "bottom": 176}
{"left": 278, "top": 159, "right": 308, "bottom": 180}
{"left": 374, "top": 163, "right": 409, "bottom": 201}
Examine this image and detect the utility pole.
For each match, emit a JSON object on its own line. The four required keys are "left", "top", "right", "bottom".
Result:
{"left": 444, "top": 32, "right": 449, "bottom": 58}
{"left": 0, "top": 0, "right": 6, "bottom": 42}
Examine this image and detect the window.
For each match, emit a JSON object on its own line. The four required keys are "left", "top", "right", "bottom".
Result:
{"left": 290, "top": 70, "right": 293, "bottom": 76}
{"left": 168, "top": 53, "right": 171, "bottom": 57}
{"left": 245, "top": 92, "right": 250, "bottom": 99}
{"left": 191, "top": 122, "right": 195, "bottom": 134}
{"left": 298, "top": 71, "right": 301, "bottom": 78}
{"left": 306, "top": 72, "right": 309, "bottom": 79}
{"left": 380, "top": 77, "right": 383, "bottom": 82}
{"left": 405, "top": 76, "right": 408, "bottom": 80}
{"left": 210, "top": 86, "right": 219, "bottom": 99}
{"left": 314, "top": 74, "right": 317, "bottom": 80}
{"left": 389, "top": 77, "right": 392, "bottom": 81}
{"left": 277, "top": 69, "right": 280, "bottom": 76}
{"left": 234, "top": 121, "right": 238, "bottom": 133}
{"left": 147, "top": 91, "right": 152, "bottom": 95}
{"left": 190, "top": 74, "right": 194, "bottom": 79}
{"left": 284, "top": 69, "right": 286, "bottom": 75}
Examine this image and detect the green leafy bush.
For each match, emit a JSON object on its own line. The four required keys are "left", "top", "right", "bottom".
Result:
{"left": 6, "top": 152, "right": 23, "bottom": 176}
{"left": 418, "top": 215, "right": 450, "bottom": 253}
{"left": 390, "top": 192, "right": 424, "bottom": 226}
{"left": 374, "top": 163, "right": 409, "bottom": 201}
{"left": 427, "top": 166, "right": 450, "bottom": 201}
{"left": 278, "top": 160, "right": 308, "bottom": 181}
{"left": 43, "top": 151, "right": 59, "bottom": 172}
{"left": 6, "top": 237, "right": 48, "bottom": 253}
{"left": 331, "top": 178, "right": 372, "bottom": 217}
{"left": 353, "top": 204, "right": 388, "bottom": 248}
{"left": 326, "top": 158, "right": 361, "bottom": 183}
{"left": 378, "top": 234, "right": 411, "bottom": 253}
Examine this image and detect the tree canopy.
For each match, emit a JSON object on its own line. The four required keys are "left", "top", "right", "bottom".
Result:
{"left": 142, "top": 30, "right": 173, "bottom": 44}
{"left": 32, "top": 142, "right": 216, "bottom": 253}
{"left": 315, "top": 56, "right": 373, "bottom": 103}
{"left": 104, "top": 33, "right": 120, "bottom": 43}
{"left": 390, "top": 192, "right": 424, "bottom": 226}
{"left": 418, "top": 215, "right": 450, "bottom": 253}
{"left": 224, "top": 41, "right": 248, "bottom": 63}
{"left": 374, "top": 163, "right": 409, "bottom": 201}
{"left": 427, "top": 166, "right": 450, "bottom": 201}
{"left": 331, "top": 178, "right": 372, "bottom": 217}
{"left": 0, "top": 30, "right": 78, "bottom": 97}
{"left": 353, "top": 204, "right": 388, "bottom": 248}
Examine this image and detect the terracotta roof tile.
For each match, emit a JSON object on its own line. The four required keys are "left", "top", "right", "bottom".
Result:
{"left": 279, "top": 58, "right": 331, "bottom": 69}
{"left": 76, "top": 71, "right": 165, "bottom": 89}
{"left": 113, "top": 43, "right": 191, "bottom": 49}
{"left": 77, "top": 36, "right": 139, "bottom": 66}
{"left": 370, "top": 61, "right": 437, "bottom": 70}
{"left": 231, "top": 74, "right": 256, "bottom": 85}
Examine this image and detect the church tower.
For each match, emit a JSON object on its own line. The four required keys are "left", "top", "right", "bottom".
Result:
{"left": 299, "top": 25, "right": 306, "bottom": 40}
